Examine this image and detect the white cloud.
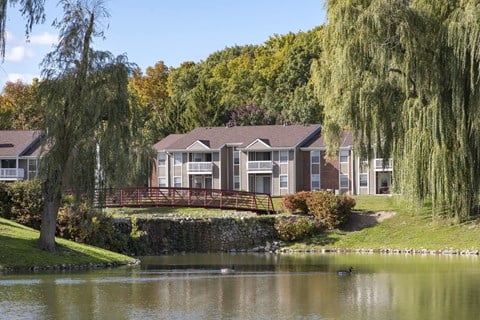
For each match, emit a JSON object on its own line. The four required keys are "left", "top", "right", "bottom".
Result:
{"left": 29, "top": 32, "right": 58, "bottom": 46}
{"left": 0, "top": 73, "right": 38, "bottom": 89}
{"left": 4, "top": 46, "right": 34, "bottom": 62}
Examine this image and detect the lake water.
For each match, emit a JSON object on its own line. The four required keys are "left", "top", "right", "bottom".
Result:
{"left": 1, "top": 253, "right": 479, "bottom": 319}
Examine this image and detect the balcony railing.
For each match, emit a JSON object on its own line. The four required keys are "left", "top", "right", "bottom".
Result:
{"left": 188, "top": 162, "right": 213, "bottom": 174}
{"left": 247, "top": 161, "right": 273, "bottom": 173}
{"left": 374, "top": 158, "right": 393, "bottom": 171}
{"left": 0, "top": 168, "right": 24, "bottom": 180}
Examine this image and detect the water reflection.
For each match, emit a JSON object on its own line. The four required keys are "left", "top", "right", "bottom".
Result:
{"left": 0, "top": 253, "right": 479, "bottom": 319}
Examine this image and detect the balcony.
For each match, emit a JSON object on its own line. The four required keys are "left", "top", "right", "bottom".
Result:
{"left": 188, "top": 162, "right": 213, "bottom": 174}
{"left": 247, "top": 161, "right": 273, "bottom": 173}
{"left": 0, "top": 168, "right": 25, "bottom": 180}
{"left": 374, "top": 158, "right": 393, "bottom": 171}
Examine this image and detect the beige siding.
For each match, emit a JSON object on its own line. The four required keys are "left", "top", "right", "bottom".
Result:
{"left": 212, "top": 151, "right": 221, "bottom": 189}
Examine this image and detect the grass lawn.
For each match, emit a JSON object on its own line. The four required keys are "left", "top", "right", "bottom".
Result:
{"left": 0, "top": 217, "right": 136, "bottom": 270}
{"left": 287, "top": 195, "right": 480, "bottom": 251}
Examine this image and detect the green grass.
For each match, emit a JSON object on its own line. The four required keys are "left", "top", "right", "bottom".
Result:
{"left": 0, "top": 217, "right": 136, "bottom": 270}
{"left": 288, "top": 195, "right": 480, "bottom": 251}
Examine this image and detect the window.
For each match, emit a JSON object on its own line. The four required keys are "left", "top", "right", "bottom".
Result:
{"left": 340, "top": 150, "right": 349, "bottom": 163}
{"left": 173, "top": 176, "right": 182, "bottom": 187}
{"left": 279, "top": 150, "right": 288, "bottom": 164}
{"left": 174, "top": 153, "right": 182, "bottom": 166}
{"left": 359, "top": 159, "right": 369, "bottom": 173}
{"left": 359, "top": 173, "right": 368, "bottom": 187}
{"left": 311, "top": 174, "right": 320, "bottom": 190}
{"left": 158, "top": 153, "right": 166, "bottom": 167}
{"left": 28, "top": 159, "right": 37, "bottom": 178}
{"left": 311, "top": 150, "right": 320, "bottom": 164}
{"left": 190, "top": 152, "right": 212, "bottom": 162}
{"left": 233, "top": 176, "right": 240, "bottom": 190}
{"left": 158, "top": 177, "right": 167, "bottom": 187}
{"left": 248, "top": 151, "right": 271, "bottom": 161}
{"left": 340, "top": 174, "right": 349, "bottom": 189}
{"left": 280, "top": 175, "right": 288, "bottom": 189}
{"left": 233, "top": 151, "right": 240, "bottom": 165}
{"left": 1, "top": 159, "right": 16, "bottom": 168}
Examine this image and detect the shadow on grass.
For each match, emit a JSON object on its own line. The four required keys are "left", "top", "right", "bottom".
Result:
{"left": 303, "top": 232, "right": 341, "bottom": 246}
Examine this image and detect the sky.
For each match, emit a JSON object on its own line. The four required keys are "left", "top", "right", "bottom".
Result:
{"left": 0, "top": 0, "right": 326, "bottom": 90}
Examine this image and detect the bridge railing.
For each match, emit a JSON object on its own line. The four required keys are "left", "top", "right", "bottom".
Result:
{"left": 94, "top": 187, "right": 275, "bottom": 214}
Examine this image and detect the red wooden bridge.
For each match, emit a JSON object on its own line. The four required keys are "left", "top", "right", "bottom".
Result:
{"left": 94, "top": 187, "right": 275, "bottom": 214}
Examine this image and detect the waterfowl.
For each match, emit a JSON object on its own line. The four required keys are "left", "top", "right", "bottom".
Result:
{"left": 337, "top": 267, "right": 353, "bottom": 276}
{"left": 220, "top": 265, "right": 235, "bottom": 274}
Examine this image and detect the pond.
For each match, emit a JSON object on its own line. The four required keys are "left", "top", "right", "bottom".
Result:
{"left": 1, "top": 253, "right": 479, "bottom": 319}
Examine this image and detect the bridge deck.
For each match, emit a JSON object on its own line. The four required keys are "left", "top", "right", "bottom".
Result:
{"left": 95, "top": 187, "right": 275, "bottom": 214}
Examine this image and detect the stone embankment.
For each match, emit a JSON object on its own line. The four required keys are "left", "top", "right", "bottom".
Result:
{"left": 114, "top": 213, "right": 480, "bottom": 256}
{"left": 115, "top": 215, "right": 280, "bottom": 255}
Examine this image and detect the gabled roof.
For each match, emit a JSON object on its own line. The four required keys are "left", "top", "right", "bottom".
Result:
{"left": 0, "top": 130, "right": 43, "bottom": 157}
{"left": 152, "top": 124, "right": 322, "bottom": 151}
{"left": 302, "top": 130, "right": 354, "bottom": 149}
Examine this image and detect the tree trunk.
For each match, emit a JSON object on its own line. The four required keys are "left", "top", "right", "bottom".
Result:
{"left": 38, "top": 182, "right": 61, "bottom": 252}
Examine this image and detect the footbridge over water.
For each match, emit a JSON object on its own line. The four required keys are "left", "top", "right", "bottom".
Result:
{"left": 94, "top": 187, "right": 275, "bottom": 214}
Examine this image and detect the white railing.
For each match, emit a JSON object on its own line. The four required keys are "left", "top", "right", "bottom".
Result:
{"left": 0, "top": 168, "right": 24, "bottom": 180}
{"left": 247, "top": 161, "right": 273, "bottom": 172}
{"left": 374, "top": 158, "right": 393, "bottom": 171}
{"left": 188, "top": 162, "right": 213, "bottom": 174}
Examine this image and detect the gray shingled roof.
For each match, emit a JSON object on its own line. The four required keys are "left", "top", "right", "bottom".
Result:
{"left": 153, "top": 124, "right": 322, "bottom": 151}
{"left": 302, "top": 130, "right": 355, "bottom": 149}
{"left": 0, "top": 130, "right": 43, "bottom": 157}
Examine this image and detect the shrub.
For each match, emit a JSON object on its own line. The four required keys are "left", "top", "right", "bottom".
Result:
{"left": 281, "top": 191, "right": 310, "bottom": 214}
{"left": 57, "top": 203, "right": 129, "bottom": 253}
{"left": 7, "top": 180, "right": 43, "bottom": 230}
{"left": 306, "top": 190, "right": 356, "bottom": 230}
{"left": 0, "top": 182, "right": 12, "bottom": 218}
{"left": 274, "top": 215, "right": 319, "bottom": 241}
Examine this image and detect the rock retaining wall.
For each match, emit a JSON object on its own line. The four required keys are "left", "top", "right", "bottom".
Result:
{"left": 115, "top": 216, "right": 279, "bottom": 254}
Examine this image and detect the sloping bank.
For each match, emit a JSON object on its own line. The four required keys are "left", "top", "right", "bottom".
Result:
{"left": 115, "top": 208, "right": 480, "bottom": 256}
{"left": 0, "top": 217, "right": 138, "bottom": 273}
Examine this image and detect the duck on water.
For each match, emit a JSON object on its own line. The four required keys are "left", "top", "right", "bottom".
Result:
{"left": 337, "top": 267, "right": 353, "bottom": 276}
{"left": 220, "top": 265, "right": 235, "bottom": 274}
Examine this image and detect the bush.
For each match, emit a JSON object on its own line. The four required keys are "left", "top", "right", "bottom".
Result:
{"left": 274, "top": 215, "right": 319, "bottom": 241}
{"left": 281, "top": 191, "right": 310, "bottom": 214}
{"left": 57, "top": 203, "right": 129, "bottom": 253}
{"left": 7, "top": 180, "right": 43, "bottom": 230}
{"left": 306, "top": 190, "right": 356, "bottom": 230}
{"left": 0, "top": 182, "right": 12, "bottom": 218}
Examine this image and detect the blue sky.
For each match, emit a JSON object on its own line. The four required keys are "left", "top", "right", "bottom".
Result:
{"left": 1, "top": 0, "right": 326, "bottom": 89}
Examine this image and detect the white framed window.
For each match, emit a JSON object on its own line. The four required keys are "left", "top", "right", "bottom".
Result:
{"left": 279, "top": 150, "right": 288, "bottom": 164}
{"left": 173, "top": 176, "right": 182, "bottom": 187}
{"left": 233, "top": 151, "right": 240, "bottom": 165}
{"left": 174, "top": 153, "right": 182, "bottom": 166}
{"left": 340, "top": 174, "right": 349, "bottom": 189}
{"left": 280, "top": 175, "right": 288, "bottom": 189}
{"left": 158, "top": 153, "right": 166, "bottom": 167}
{"left": 340, "top": 150, "right": 349, "bottom": 163}
{"left": 233, "top": 176, "right": 240, "bottom": 190}
{"left": 158, "top": 177, "right": 167, "bottom": 187}
{"left": 311, "top": 174, "right": 320, "bottom": 190}
{"left": 28, "top": 159, "right": 38, "bottom": 178}
{"left": 359, "top": 173, "right": 368, "bottom": 187}
{"left": 311, "top": 150, "right": 320, "bottom": 164}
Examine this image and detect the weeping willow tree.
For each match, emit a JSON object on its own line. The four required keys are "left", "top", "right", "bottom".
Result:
{"left": 0, "top": 0, "right": 45, "bottom": 58}
{"left": 38, "top": 0, "right": 135, "bottom": 252}
{"left": 315, "top": 0, "right": 480, "bottom": 221}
